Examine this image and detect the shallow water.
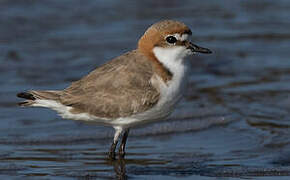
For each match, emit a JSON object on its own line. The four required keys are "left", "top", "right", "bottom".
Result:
{"left": 1, "top": 0, "right": 290, "bottom": 179}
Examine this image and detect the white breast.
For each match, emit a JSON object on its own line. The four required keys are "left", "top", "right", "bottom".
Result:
{"left": 150, "top": 46, "right": 189, "bottom": 116}
{"left": 113, "top": 46, "right": 189, "bottom": 127}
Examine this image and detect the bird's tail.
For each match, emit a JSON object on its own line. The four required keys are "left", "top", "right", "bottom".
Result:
{"left": 17, "top": 90, "right": 61, "bottom": 107}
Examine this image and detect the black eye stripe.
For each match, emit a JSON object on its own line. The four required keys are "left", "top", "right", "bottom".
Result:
{"left": 166, "top": 36, "right": 177, "bottom": 44}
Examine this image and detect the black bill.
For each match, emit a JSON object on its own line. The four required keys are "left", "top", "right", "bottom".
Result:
{"left": 187, "top": 42, "right": 212, "bottom": 54}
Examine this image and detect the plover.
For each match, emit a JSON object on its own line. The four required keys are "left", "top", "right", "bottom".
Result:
{"left": 17, "top": 20, "right": 211, "bottom": 159}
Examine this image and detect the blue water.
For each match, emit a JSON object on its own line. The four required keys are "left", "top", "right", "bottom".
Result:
{"left": 1, "top": 0, "right": 290, "bottom": 179}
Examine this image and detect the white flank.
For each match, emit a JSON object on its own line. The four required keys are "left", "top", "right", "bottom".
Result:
{"left": 31, "top": 99, "right": 109, "bottom": 123}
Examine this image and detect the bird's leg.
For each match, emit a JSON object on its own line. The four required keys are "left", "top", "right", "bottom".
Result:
{"left": 118, "top": 129, "right": 130, "bottom": 158}
{"left": 109, "top": 127, "right": 123, "bottom": 160}
{"left": 109, "top": 141, "right": 117, "bottom": 160}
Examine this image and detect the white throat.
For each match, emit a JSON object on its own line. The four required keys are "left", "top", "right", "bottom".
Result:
{"left": 152, "top": 46, "right": 189, "bottom": 78}
{"left": 152, "top": 45, "right": 189, "bottom": 102}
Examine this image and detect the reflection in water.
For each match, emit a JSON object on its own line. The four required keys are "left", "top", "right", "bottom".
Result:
{"left": 113, "top": 159, "right": 127, "bottom": 180}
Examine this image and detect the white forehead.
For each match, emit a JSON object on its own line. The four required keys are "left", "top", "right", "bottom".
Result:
{"left": 167, "top": 33, "right": 189, "bottom": 41}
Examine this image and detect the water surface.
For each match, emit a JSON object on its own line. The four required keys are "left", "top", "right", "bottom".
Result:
{"left": 1, "top": 0, "right": 290, "bottom": 179}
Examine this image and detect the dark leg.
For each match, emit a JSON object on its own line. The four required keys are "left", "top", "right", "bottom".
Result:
{"left": 109, "top": 141, "right": 118, "bottom": 160}
{"left": 108, "top": 127, "right": 123, "bottom": 160}
{"left": 118, "top": 129, "right": 130, "bottom": 158}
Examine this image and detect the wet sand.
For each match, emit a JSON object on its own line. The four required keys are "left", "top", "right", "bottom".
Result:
{"left": 1, "top": 0, "right": 290, "bottom": 179}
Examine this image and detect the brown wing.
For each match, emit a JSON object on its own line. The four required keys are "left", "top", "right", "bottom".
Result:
{"left": 59, "top": 50, "right": 160, "bottom": 119}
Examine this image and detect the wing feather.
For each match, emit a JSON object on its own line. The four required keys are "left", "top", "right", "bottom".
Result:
{"left": 60, "top": 50, "right": 160, "bottom": 119}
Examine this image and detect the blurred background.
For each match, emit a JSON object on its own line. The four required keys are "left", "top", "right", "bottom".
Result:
{"left": 1, "top": 0, "right": 290, "bottom": 179}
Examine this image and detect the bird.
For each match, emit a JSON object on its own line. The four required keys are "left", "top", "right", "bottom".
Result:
{"left": 17, "top": 20, "right": 212, "bottom": 159}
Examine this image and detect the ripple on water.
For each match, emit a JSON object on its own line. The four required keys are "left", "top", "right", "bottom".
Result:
{"left": 1, "top": 0, "right": 290, "bottom": 179}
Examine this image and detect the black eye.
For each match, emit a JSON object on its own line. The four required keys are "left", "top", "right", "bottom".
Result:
{"left": 166, "top": 36, "right": 177, "bottom": 44}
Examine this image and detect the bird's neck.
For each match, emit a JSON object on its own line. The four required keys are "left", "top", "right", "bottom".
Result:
{"left": 138, "top": 48, "right": 173, "bottom": 83}
{"left": 152, "top": 46, "right": 188, "bottom": 83}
